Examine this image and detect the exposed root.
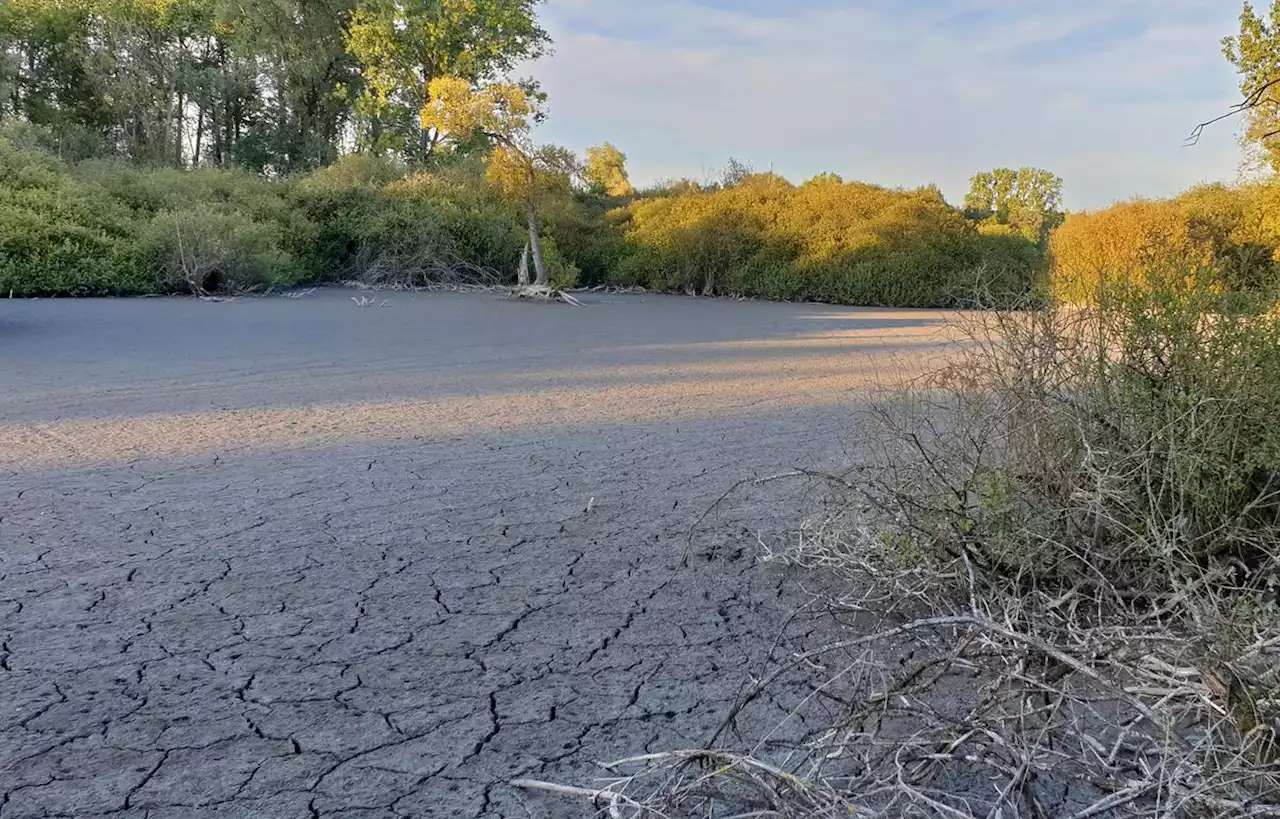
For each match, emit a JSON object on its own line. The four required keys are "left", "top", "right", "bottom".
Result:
{"left": 515, "top": 596, "right": 1280, "bottom": 817}
{"left": 507, "top": 284, "right": 583, "bottom": 305}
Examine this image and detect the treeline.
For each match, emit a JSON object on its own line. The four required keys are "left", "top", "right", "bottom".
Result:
{"left": 0, "top": 1, "right": 1064, "bottom": 306}
{"left": 7, "top": 0, "right": 1280, "bottom": 308}
{"left": 0, "top": 0, "right": 547, "bottom": 171}
{"left": 612, "top": 173, "right": 1043, "bottom": 306}
{"left": 0, "top": 125, "right": 579, "bottom": 296}
{"left": 0, "top": 122, "right": 1056, "bottom": 304}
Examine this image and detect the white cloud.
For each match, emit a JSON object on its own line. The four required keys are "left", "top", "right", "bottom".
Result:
{"left": 525, "top": 0, "right": 1246, "bottom": 209}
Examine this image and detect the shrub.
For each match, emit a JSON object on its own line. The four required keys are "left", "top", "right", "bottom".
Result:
{"left": 1180, "top": 182, "right": 1280, "bottom": 291}
{"left": 614, "top": 174, "right": 1042, "bottom": 307}
{"left": 541, "top": 194, "right": 629, "bottom": 287}
{"left": 80, "top": 162, "right": 323, "bottom": 281}
{"left": 1050, "top": 199, "right": 1207, "bottom": 302}
{"left": 139, "top": 206, "right": 303, "bottom": 293}
{"left": 303, "top": 152, "right": 407, "bottom": 189}
{"left": 537, "top": 234, "right": 580, "bottom": 290}
{"left": 697, "top": 267, "right": 1280, "bottom": 818}
{"left": 0, "top": 136, "right": 145, "bottom": 296}
{"left": 1051, "top": 184, "right": 1280, "bottom": 302}
{"left": 312, "top": 170, "right": 526, "bottom": 287}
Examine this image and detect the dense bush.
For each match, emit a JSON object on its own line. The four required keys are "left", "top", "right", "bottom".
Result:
{"left": 0, "top": 139, "right": 547, "bottom": 296}
{"left": 139, "top": 206, "right": 303, "bottom": 294}
{"left": 0, "top": 136, "right": 145, "bottom": 296}
{"left": 295, "top": 163, "right": 542, "bottom": 287}
{"left": 612, "top": 174, "right": 1044, "bottom": 307}
{"left": 2, "top": 133, "right": 1049, "bottom": 305}
{"left": 541, "top": 193, "right": 629, "bottom": 287}
{"left": 1050, "top": 183, "right": 1280, "bottom": 301}
{"left": 0, "top": 134, "right": 325, "bottom": 296}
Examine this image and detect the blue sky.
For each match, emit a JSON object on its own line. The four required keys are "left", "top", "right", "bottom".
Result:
{"left": 524, "top": 0, "right": 1248, "bottom": 210}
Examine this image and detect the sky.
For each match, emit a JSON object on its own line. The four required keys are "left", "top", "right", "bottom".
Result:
{"left": 525, "top": 0, "right": 1250, "bottom": 210}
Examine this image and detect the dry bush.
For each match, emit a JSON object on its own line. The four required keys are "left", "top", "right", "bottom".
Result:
{"left": 344, "top": 243, "right": 505, "bottom": 291}
{"left": 521, "top": 269, "right": 1280, "bottom": 818}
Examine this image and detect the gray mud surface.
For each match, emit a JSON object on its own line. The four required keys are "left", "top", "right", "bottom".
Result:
{"left": 0, "top": 290, "right": 954, "bottom": 818}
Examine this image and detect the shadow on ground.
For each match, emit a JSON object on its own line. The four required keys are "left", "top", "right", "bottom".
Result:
{"left": 0, "top": 292, "right": 953, "bottom": 818}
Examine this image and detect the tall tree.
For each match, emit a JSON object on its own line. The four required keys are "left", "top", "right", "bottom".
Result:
{"left": 964, "top": 167, "right": 1064, "bottom": 244}
{"left": 345, "top": 0, "right": 549, "bottom": 160}
{"left": 225, "top": 0, "right": 360, "bottom": 172}
{"left": 583, "top": 141, "right": 633, "bottom": 196}
{"left": 0, "top": 0, "right": 114, "bottom": 153}
{"left": 420, "top": 75, "right": 568, "bottom": 287}
{"left": 1224, "top": 1, "right": 1280, "bottom": 172}
{"left": 0, "top": 0, "right": 553, "bottom": 170}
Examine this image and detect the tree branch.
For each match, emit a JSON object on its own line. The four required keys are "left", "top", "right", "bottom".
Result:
{"left": 1187, "top": 75, "right": 1280, "bottom": 146}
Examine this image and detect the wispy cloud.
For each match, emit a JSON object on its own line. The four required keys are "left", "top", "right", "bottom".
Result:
{"left": 527, "top": 0, "right": 1245, "bottom": 209}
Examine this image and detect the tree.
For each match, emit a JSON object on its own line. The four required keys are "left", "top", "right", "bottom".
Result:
{"left": 964, "top": 167, "right": 1064, "bottom": 244}
{"left": 420, "top": 75, "right": 568, "bottom": 287}
{"left": 1223, "top": 1, "right": 1280, "bottom": 171}
{"left": 720, "top": 156, "right": 753, "bottom": 188}
{"left": 345, "top": 0, "right": 549, "bottom": 160}
{"left": 0, "top": 0, "right": 551, "bottom": 170}
{"left": 583, "top": 141, "right": 633, "bottom": 196}
{"left": 225, "top": 0, "right": 361, "bottom": 172}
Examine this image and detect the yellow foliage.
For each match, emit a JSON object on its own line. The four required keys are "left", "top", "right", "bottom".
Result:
{"left": 483, "top": 145, "right": 532, "bottom": 199}
{"left": 1051, "top": 183, "right": 1280, "bottom": 302}
{"left": 419, "top": 76, "right": 531, "bottom": 144}
{"left": 584, "top": 142, "right": 634, "bottom": 197}
{"left": 1050, "top": 199, "right": 1208, "bottom": 302}
{"left": 617, "top": 175, "right": 1035, "bottom": 305}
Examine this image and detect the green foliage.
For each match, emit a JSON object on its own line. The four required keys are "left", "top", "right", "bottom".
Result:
{"left": 301, "top": 152, "right": 408, "bottom": 190}
{"left": 613, "top": 173, "right": 1042, "bottom": 307}
{"left": 294, "top": 164, "right": 534, "bottom": 287}
{"left": 0, "top": 135, "right": 324, "bottom": 296}
{"left": 139, "top": 205, "right": 301, "bottom": 293}
{"left": 0, "top": 135, "right": 144, "bottom": 296}
{"left": 1224, "top": 1, "right": 1280, "bottom": 172}
{"left": 541, "top": 193, "right": 628, "bottom": 287}
{"left": 346, "top": 0, "right": 548, "bottom": 160}
{"left": 923, "top": 272, "right": 1280, "bottom": 600}
{"left": 0, "top": 133, "right": 1045, "bottom": 306}
{"left": 536, "top": 234, "right": 579, "bottom": 290}
{"left": 0, "top": 0, "right": 548, "bottom": 171}
{"left": 79, "top": 161, "right": 321, "bottom": 288}
{"left": 964, "top": 167, "right": 1064, "bottom": 245}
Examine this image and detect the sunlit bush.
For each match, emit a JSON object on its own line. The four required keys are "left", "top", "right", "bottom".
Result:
{"left": 1049, "top": 199, "right": 1207, "bottom": 302}
{"left": 615, "top": 174, "right": 1041, "bottom": 306}
{"left": 1051, "top": 184, "right": 1280, "bottom": 302}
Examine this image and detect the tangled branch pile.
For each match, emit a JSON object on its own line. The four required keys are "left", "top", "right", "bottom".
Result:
{"left": 523, "top": 270, "right": 1280, "bottom": 817}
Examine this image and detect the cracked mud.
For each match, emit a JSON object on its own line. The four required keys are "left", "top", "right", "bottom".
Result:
{"left": 0, "top": 291, "right": 953, "bottom": 817}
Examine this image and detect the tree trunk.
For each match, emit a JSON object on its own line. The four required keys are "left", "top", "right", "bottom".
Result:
{"left": 526, "top": 205, "right": 548, "bottom": 287}
{"left": 194, "top": 104, "right": 204, "bottom": 166}
{"left": 517, "top": 242, "right": 530, "bottom": 286}
{"left": 175, "top": 87, "right": 184, "bottom": 165}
